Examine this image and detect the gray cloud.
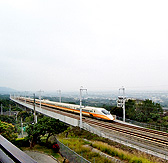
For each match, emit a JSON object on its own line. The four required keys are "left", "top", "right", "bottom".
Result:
{"left": 0, "top": 0, "right": 168, "bottom": 92}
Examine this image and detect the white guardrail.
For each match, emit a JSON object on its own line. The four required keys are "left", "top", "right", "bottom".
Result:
{"left": 10, "top": 97, "right": 79, "bottom": 127}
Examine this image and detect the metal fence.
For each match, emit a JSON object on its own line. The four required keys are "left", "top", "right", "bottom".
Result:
{"left": 57, "top": 139, "right": 91, "bottom": 163}
{"left": 117, "top": 116, "right": 168, "bottom": 132}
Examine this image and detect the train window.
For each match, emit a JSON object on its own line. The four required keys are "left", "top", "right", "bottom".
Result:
{"left": 82, "top": 109, "right": 89, "bottom": 112}
{"left": 101, "top": 109, "right": 110, "bottom": 115}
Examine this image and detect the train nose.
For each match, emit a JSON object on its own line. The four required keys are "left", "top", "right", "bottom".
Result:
{"left": 107, "top": 114, "right": 114, "bottom": 120}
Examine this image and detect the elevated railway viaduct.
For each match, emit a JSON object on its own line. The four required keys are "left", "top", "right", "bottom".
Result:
{"left": 10, "top": 96, "right": 168, "bottom": 160}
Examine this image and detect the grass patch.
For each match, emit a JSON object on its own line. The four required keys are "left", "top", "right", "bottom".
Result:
{"left": 59, "top": 138, "right": 156, "bottom": 163}
{"left": 59, "top": 138, "right": 114, "bottom": 163}
{"left": 91, "top": 141, "right": 153, "bottom": 163}
{"left": 58, "top": 127, "right": 164, "bottom": 163}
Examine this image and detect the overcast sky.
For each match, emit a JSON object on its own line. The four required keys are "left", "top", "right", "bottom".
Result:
{"left": 0, "top": 0, "right": 168, "bottom": 92}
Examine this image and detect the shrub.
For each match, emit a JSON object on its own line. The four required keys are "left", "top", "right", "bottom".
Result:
{"left": 13, "top": 138, "right": 29, "bottom": 147}
{"left": 90, "top": 141, "right": 152, "bottom": 163}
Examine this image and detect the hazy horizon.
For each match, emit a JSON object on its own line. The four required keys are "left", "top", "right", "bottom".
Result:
{"left": 2, "top": 86, "right": 168, "bottom": 95}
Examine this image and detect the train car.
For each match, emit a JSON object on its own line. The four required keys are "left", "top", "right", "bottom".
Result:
{"left": 20, "top": 97, "right": 115, "bottom": 121}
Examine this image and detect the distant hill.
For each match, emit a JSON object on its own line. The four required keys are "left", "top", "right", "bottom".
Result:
{"left": 0, "top": 87, "right": 17, "bottom": 94}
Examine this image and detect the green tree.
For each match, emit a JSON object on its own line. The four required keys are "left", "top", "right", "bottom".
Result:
{"left": 26, "top": 123, "right": 41, "bottom": 149}
{"left": 110, "top": 106, "right": 123, "bottom": 117}
{"left": 0, "top": 115, "right": 15, "bottom": 124}
{"left": 26, "top": 116, "right": 68, "bottom": 148}
{"left": 125, "top": 99, "right": 136, "bottom": 120}
{"left": 125, "top": 99, "right": 163, "bottom": 123}
{"left": 37, "top": 116, "right": 68, "bottom": 143}
{"left": 18, "top": 111, "right": 31, "bottom": 121}
{"left": 25, "top": 115, "right": 34, "bottom": 124}
{"left": 0, "top": 120, "right": 17, "bottom": 142}
{"left": 0, "top": 97, "right": 22, "bottom": 112}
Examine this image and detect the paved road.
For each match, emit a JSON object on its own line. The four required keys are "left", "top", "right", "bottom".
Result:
{"left": 24, "top": 151, "right": 58, "bottom": 163}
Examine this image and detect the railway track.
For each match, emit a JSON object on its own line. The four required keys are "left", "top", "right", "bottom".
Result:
{"left": 83, "top": 118, "right": 168, "bottom": 149}
{"left": 113, "top": 121, "right": 168, "bottom": 138}
{"left": 17, "top": 99, "right": 168, "bottom": 154}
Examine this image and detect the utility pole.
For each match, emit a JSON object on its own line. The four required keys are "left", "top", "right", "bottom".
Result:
{"left": 25, "top": 91, "right": 26, "bottom": 103}
{"left": 1, "top": 104, "right": 2, "bottom": 115}
{"left": 33, "top": 93, "right": 37, "bottom": 123}
{"left": 58, "top": 90, "right": 61, "bottom": 103}
{"left": 79, "top": 86, "right": 87, "bottom": 129}
{"left": 21, "top": 117, "right": 23, "bottom": 138}
{"left": 9, "top": 105, "right": 11, "bottom": 116}
{"left": 38, "top": 90, "right": 44, "bottom": 109}
{"left": 14, "top": 113, "right": 17, "bottom": 121}
{"left": 118, "top": 86, "right": 126, "bottom": 122}
{"left": 25, "top": 91, "right": 28, "bottom": 103}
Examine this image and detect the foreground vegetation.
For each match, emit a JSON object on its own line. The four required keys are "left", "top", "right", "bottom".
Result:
{"left": 58, "top": 127, "right": 165, "bottom": 163}
{"left": 0, "top": 120, "right": 17, "bottom": 141}
{"left": 59, "top": 138, "right": 153, "bottom": 163}
{"left": 9, "top": 126, "right": 165, "bottom": 163}
{"left": 59, "top": 138, "right": 114, "bottom": 163}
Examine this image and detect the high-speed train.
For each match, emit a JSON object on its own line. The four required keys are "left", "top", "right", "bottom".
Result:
{"left": 19, "top": 97, "right": 115, "bottom": 121}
